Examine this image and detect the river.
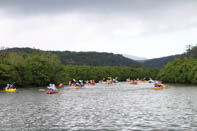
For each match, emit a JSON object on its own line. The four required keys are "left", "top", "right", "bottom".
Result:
{"left": 0, "top": 82, "right": 197, "bottom": 131}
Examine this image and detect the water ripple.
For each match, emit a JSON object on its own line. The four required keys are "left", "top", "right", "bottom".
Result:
{"left": 0, "top": 83, "right": 197, "bottom": 130}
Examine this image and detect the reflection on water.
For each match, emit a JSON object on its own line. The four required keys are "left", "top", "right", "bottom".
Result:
{"left": 0, "top": 82, "right": 197, "bottom": 130}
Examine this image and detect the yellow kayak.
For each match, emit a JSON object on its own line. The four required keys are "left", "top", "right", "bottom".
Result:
{"left": 162, "top": 85, "right": 171, "bottom": 89}
{"left": 138, "top": 80, "right": 147, "bottom": 83}
{"left": 106, "top": 84, "right": 114, "bottom": 86}
{"left": 5, "top": 88, "right": 16, "bottom": 92}
{"left": 152, "top": 87, "right": 163, "bottom": 90}
{"left": 74, "top": 86, "right": 84, "bottom": 89}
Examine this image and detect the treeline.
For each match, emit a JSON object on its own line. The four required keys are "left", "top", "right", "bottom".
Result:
{"left": 184, "top": 44, "right": 197, "bottom": 58}
{"left": 0, "top": 51, "right": 64, "bottom": 86}
{"left": 158, "top": 45, "right": 197, "bottom": 84}
{"left": 0, "top": 51, "right": 159, "bottom": 87}
{"left": 62, "top": 65, "right": 159, "bottom": 82}
{"left": 157, "top": 58, "right": 197, "bottom": 84}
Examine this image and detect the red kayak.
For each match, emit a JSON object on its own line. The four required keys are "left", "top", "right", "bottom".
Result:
{"left": 130, "top": 82, "right": 137, "bottom": 84}
{"left": 45, "top": 90, "right": 58, "bottom": 94}
{"left": 129, "top": 81, "right": 137, "bottom": 84}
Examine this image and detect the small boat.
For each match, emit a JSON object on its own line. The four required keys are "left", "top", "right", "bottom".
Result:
{"left": 5, "top": 88, "right": 16, "bottom": 92}
{"left": 58, "top": 83, "right": 63, "bottom": 87}
{"left": 90, "top": 83, "right": 96, "bottom": 85}
{"left": 138, "top": 80, "right": 147, "bottom": 83}
{"left": 162, "top": 85, "right": 171, "bottom": 89}
{"left": 106, "top": 83, "right": 114, "bottom": 86}
{"left": 129, "top": 81, "right": 137, "bottom": 84}
{"left": 45, "top": 90, "right": 58, "bottom": 94}
{"left": 152, "top": 86, "right": 163, "bottom": 90}
{"left": 74, "top": 86, "right": 84, "bottom": 89}
{"left": 68, "top": 83, "right": 73, "bottom": 86}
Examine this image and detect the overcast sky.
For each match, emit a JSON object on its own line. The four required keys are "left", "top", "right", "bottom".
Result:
{"left": 0, "top": 0, "right": 197, "bottom": 59}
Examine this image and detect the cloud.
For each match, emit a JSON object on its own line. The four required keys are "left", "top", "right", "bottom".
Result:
{"left": 1, "top": 0, "right": 197, "bottom": 34}
{"left": 0, "top": 0, "right": 195, "bottom": 15}
{"left": 0, "top": 0, "right": 197, "bottom": 58}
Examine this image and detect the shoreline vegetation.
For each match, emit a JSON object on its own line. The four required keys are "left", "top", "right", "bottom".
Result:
{"left": 0, "top": 50, "right": 159, "bottom": 87}
{"left": 158, "top": 44, "right": 197, "bottom": 84}
{"left": 0, "top": 44, "right": 197, "bottom": 87}
{"left": 158, "top": 57, "right": 197, "bottom": 84}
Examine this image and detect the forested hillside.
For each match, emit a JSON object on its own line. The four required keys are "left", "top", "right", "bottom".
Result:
{"left": 142, "top": 45, "right": 197, "bottom": 68}
{"left": 0, "top": 47, "right": 141, "bottom": 67}
{"left": 143, "top": 54, "right": 182, "bottom": 68}
{"left": 157, "top": 45, "right": 197, "bottom": 84}
{"left": 52, "top": 51, "right": 141, "bottom": 67}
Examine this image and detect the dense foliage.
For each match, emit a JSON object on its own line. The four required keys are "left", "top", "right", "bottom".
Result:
{"left": 0, "top": 51, "right": 64, "bottom": 86}
{"left": 158, "top": 58, "right": 197, "bottom": 84}
{"left": 62, "top": 65, "right": 159, "bottom": 82}
{"left": 0, "top": 51, "right": 159, "bottom": 87}
{"left": 157, "top": 45, "right": 197, "bottom": 84}
{"left": 184, "top": 44, "right": 197, "bottom": 58}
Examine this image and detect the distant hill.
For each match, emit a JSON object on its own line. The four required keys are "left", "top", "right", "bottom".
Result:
{"left": 143, "top": 45, "right": 197, "bottom": 68}
{"left": 123, "top": 54, "right": 147, "bottom": 61}
{"left": 50, "top": 51, "right": 141, "bottom": 67}
{"left": 0, "top": 47, "right": 36, "bottom": 54}
{"left": 143, "top": 54, "right": 182, "bottom": 68}
{"left": 0, "top": 47, "right": 141, "bottom": 67}
{"left": 2, "top": 47, "right": 189, "bottom": 68}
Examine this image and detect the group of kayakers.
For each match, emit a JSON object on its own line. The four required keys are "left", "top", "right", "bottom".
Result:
{"left": 68, "top": 80, "right": 97, "bottom": 86}
{"left": 5, "top": 77, "right": 170, "bottom": 93}
{"left": 47, "top": 79, "right": 89, "bottom": 91}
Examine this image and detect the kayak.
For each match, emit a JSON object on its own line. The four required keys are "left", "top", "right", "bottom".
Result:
{"left": 129, "top": 82, "right": 137, "bottom": 84}
{"left": 45, "top": 90, "right": 58, "bottom": 94}
{"left": 58, "top": 83, "right": 63, "bottom": 87}
{"left": 162, "top": 85, "right": 171, "bottom": 89}
{"left": 68, "top": 84, "right": 73, "bottom": 86}
{"left": 138, "top": 80, "right": 147, "bottom": 83}
{"left": 74, "top": 86, "right": 84, "bottom": 89}
{"left": 106, "top": 84, "right": 114, "bottom": 86}
{"left": 152, "top": 87, "right": 163, "bottom": 90}
{"left": 89, "top": 83, "right": 96, "bottom": 85}
{"left": 5, "top": 88, "right": 16, "bottom": 92}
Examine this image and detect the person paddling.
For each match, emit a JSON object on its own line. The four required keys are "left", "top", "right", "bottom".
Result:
{"left": 48, "top": 84, "right": 57, "bottom": 91}
{"left": 7, "top": 82, "right": 15, "bottom": 89}
{"left": 10, "top": 82, "right": 15, "bottom": 89}
{"left": 7, "top": 83, "right": 10, "bottom": 89}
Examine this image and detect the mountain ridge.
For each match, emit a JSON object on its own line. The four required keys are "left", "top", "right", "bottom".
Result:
{"left": 0, "top": 47, "right": 141, "bottom": 67}
{"left": 143, "top": 54, "right": 182, "bottom": 68}
{"left": 0, "top": 47, "right": 185, "bottom": 68}
{"left": 123, "top": 54, "right": 148, "bottom": 61}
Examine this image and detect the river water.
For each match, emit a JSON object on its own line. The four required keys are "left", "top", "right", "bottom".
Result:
{"left": 0, "top": 82, "right": 197, "bottom": 131}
